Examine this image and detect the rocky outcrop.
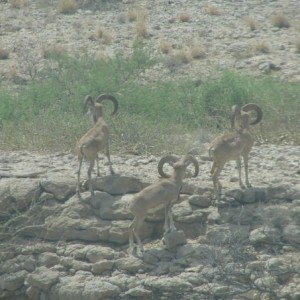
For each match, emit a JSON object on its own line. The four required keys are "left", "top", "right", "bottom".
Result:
{"left": 0, "top": 145, "right": 300, "bottom": 299}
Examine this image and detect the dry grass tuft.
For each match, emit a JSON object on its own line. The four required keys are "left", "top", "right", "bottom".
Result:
{"left": 128, "top": 9, "right": 138, "bottom": 22}
{"left": 57, "top": 0, "right": 77, "bottom": 14}
{"left": 190, "top": 45, "right": 206, "bottom": 59}
{"left": 9, "top": 0, "right": 28, "bottom": 8}
{"left": 174, "top": 48, "right": 191, "bottom": 64}
{"left": 271, "top": 14, "right": 290, "bottom": 28}
{"left": 96, "top": 51, "right": 110, "bottom": 63}
{"left": 244, "top": 16, "right": 257, "bottom": 31}
{"left": 205, "top": 5, "right": 220, "bottom": 16}
{"left": 9, "top": 66, "right": 17, "bottom": 80}
{"left": 42, "top": 45, "right": 66, "bottom": 58}
{"left": 135, "top": 21, "right": 148, "bottom": 38}
{"left": 159, "top": 40, "right": 172, "bottom": 54}
{"left": 252, "top": 41, "right": 270, "bottom": 54}
{"left": 102, "top": 32, "right": 113, "bottom": 44}
{"left": 95, "top": 27, "right": 104, "bottom": 39}
{"left": 94, "top": 27, "right": 113, "bottom": 44}
{"left": 178, "top": 11, "right": 191, "bottom": 22}
{"left": 128, "top": 9, "right": 146, "bottom": 23}
{"left": 0, "top": 46, "right": 9, "bottom": 60}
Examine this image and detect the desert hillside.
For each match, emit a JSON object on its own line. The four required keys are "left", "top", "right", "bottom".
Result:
{"left": 1, "top": 0, "right": 300, "bottom": 85}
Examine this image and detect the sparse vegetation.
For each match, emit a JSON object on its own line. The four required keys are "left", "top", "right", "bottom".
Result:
{"left": 42, "top": 45, "right": 66, "bottom": 58}
{"left": 9, "top": 0, "right": 28, "bottom": 9}
{"left": 0, "top": 44, "right": 299, "bottom": 153}
{"left": 128, "top": 8, "right": 146, "bottom": 23}
{"left": 206, "top": 5, "right": 220, "bottom": 16}
{"left": 178, "top": 11, "right": 191, "bottom": 22}
{"left": 94, "top": 27, "right": 113, "bottom": 44}
{"left": 57, "top": 0, "right": 77, "bottom": 14}
{"left": 271, "top": 14, "right": 290, "bottom": 28}
{"left": 128, "top": 9, "right": 138, "bottom": 22}
{"left": 135, "top": 21, "right": 148, "bottom": 38}
{"left": 190, "top": 45, "right": 206, "bottom": 59}
{"left": 244, "top": 16, "right": 257, "bottom": 31}
{"left": 159, "top": 39, "right": 172, "bottom": 54}
{"left": 252, "top": 41, "right": 270, "bottom": 54}
{"left": 174, "top": 48, "right": 191, "bottom": 64}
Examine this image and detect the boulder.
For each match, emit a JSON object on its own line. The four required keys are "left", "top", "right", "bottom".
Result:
{"left": 283, "top": 224, "right": 300, "bottom": 244}
{"left": 27, "top": 266, "right": 59, "bottom": 292}
{"left": 0, "top": 178, "right": 41, "bottom": 214}
{"left": 40, "top": 176, "right": 76, "bottom": 202}
{"left": 92, "top": 174, "right": 148, "bottom": 195}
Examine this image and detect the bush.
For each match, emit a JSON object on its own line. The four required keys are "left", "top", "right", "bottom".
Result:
{"left": 0, "top": 44, "right": 299, "bottom": 153}
{"left": 57, "top": 0, "right": 77, "bottom": 14}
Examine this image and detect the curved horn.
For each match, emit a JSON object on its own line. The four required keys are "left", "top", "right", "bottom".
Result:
{"left": 158, "top": 155, "right": 179, "bottom": 178}
{"left": 241, "top": 103, "right": 263, "bottom": 125}
{"left": 183, "top": 155, "right": 199, "bottom": 177}
{"left": 83, "top": 95, "right": 94, "bottom": 114}
{"left": 95, "top": 94, "right": 119, "bottom": 116}
{"left": 231, "top": 105, "right": 241, "bottom": 130}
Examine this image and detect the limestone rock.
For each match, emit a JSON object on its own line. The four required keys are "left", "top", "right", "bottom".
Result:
{"left": 163, "top": 230, "right": 187, "bottom": 250}
{"left": 0, "top": 178, "right": 41, "bottom": 214}
{"left": 27, "top": 266, "right": 59, "bottom": 292}
{"left": 92, "top": 260, "right": 114, "bottom": 275}
{"left": 283, "top": 224, "right": 300, "bottom": 244}
{"left": 188, "top": 194, "right": 211, "bottom": 208}
{"left": 0, "top": 270, "right": 27, "bottom": 292}
{"left": 92, "top": 174, "right": 148, "bottom": 195}
{"left": 115, "top": 256, "right": 145, "bottom": 273}
{"left": 249, "top": 226, "right": 281, "bottom": 245}
{"left": 40, "top": 176, "right": 76, "bottom": 202}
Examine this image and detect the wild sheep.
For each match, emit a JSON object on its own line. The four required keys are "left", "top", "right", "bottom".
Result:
{"left": 76, "top": 94, "right": 119, "bottom": 198}
{"left": 209, "top": 103, "right": 262, "bottom": 199}
{"left": 128, "top": 154, "right": 199, "bottom": 256}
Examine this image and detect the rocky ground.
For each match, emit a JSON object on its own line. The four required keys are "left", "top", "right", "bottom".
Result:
{"left": 0, "top": 0, "right": 300, "bottom": 86}
{"left": 0, "top": 144, "right": 300, "bottom": 299}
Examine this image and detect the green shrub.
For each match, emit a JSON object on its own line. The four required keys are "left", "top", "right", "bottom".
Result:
{"left": 0, "top": 44, "right": 299, "bottom": 154}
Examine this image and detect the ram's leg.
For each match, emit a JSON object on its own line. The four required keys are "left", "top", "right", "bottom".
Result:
{"left": 210, "top": 161, "right": 217, "bottom": 175}
{"left": 243, "top": 154, "right": 251, "bottom": 188}
{"left": 96, "top": 155, "right": 100, "bottom": 177}
{"left": 212, "top": 162, "right": 225, "bottom": 200}
{"left": 105, "top": 143, "right": 115, "bottom": 175}
{"left": 87, "top": 160, "right": 95, "bottom": 196}
{"left": 76, "top": 157, "right": 83, "bottom": 199}
{"left": 131, "top": 216, "right": 146, "bottom": 257}
{"left": 128, "top": 217, "right": 137, "bottom": 255}
{"left": 236, "top": 157, "right": 245, "bottom": 189}
{"left": 164, "top": 205, "right": 169, "bottom": 233}
{"left": 168, "top": 206, "right": 176, "bottom": 232}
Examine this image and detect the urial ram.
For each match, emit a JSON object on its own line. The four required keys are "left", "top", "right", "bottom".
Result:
{"left": 76, "top": 94, "right": 119, "bottom": 198}
{"left": 209, "top": 103, "right": 263, "bottom": 200}
{"left": 128, "top": 154, "right": 199, "bottom": 256}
